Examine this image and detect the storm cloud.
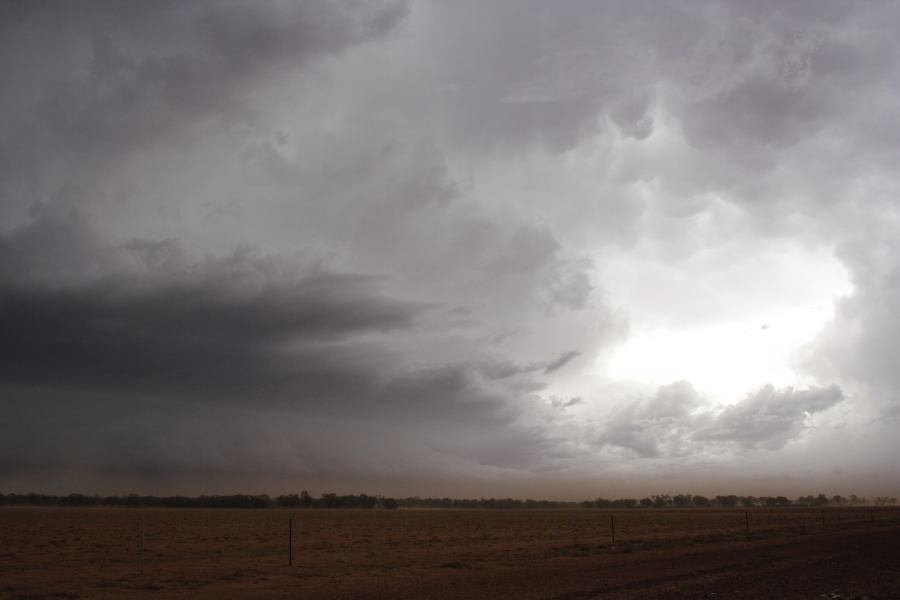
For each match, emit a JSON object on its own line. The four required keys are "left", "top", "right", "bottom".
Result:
{"left": 1, "top": 0, "right": 899, "bottom": 497}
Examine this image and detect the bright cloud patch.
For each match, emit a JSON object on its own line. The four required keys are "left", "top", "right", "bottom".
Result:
{"left": 598, "top": 241, "right": 853, "bottom": 403}
{"left": 605, "top": 307, "right": 837, "bottom": 403}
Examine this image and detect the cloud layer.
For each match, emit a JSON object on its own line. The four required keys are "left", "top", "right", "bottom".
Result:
{"left": 1, "top": 0, "right": 898, "bottom": 496}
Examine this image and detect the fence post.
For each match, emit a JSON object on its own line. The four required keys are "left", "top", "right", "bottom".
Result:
{"left": 610, "top": 513, "right": 615, "bottom": 545}
{"left": 289, "top": 518, "right": 293, "bottom": 566}
{"left": 140, "top": 519, "right": 145, "bottom": 575}
{"left": 745, "top": 511, "right": 750, "bottom": 536}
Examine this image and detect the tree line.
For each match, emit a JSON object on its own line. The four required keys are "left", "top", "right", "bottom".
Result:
{"left": 0, "top": 491, "right": 895, "bottom": 509}
{"left": 400, "top": 494, "right": 898, "bottom": 509}
{"left": 0, "top": 491, "right": 398, "bottom": 509}
{"left": 583, "top": 493, "right": 897, "bottom": 508}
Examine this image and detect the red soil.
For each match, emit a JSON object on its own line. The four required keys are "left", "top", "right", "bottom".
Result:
{"left": 1, "top": 507, "right": 898, "bottom": 599}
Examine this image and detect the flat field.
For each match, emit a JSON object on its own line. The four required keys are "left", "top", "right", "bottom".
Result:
{"left": 2, "top": 507, "right": 899, "bottom": 599}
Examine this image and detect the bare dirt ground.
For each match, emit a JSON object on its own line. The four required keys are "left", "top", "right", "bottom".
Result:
{"left": 1, "top": 507, "right": 898, "bottom": 599}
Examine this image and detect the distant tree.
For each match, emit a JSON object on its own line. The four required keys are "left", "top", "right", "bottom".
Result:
{"left": 715, "top": 495, "right": 739, "bottom": 508}
{"left": 614, "top": 498, "right": 638, "bottom": 508}
{"left": 355, "top": 494, "right": 378, "bottom": 509}
{"left": 60, "top": 493, "right": 98, "bottom": 506}
{"left": 639, "top": 497, "right": 653, "bottom": 508}
{"left": 652, "top": 494, "right": 672, "bottom": 508}
{"left": 692, "top": 495, "right": 710, "bottom": 507}
{"left": 276, "top": 494, "right": 301, "bottom": 507}
{"left": 672, "top": 494, "right": 692, "bottom": 507}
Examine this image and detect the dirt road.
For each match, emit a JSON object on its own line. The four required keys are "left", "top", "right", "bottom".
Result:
{"left": 295, "top": 524, "right": 900, "bottom": 600}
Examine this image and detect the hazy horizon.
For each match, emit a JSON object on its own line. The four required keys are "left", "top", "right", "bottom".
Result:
{"left": 2, "top": 1, "right": 899, "bottom": 498}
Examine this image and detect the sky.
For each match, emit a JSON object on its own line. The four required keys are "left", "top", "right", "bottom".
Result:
{"left": 1, "top": 0, "right": 899, "bottom": 500}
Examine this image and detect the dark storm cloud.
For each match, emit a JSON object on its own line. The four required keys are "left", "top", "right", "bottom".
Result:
{"left": 3, "top": 0, "right": 900, "bottom": 495}
{"left": 0, "top": 0, "right": 591, "bottom": 497}
{"left": 0, "top": 210, "right": 423, "bottom": 400}
{"left": 0, "top": 207, "right": 571, "bottom": 483}
{"left": 0, "top": 273, "right": 418, "bottom": 394}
